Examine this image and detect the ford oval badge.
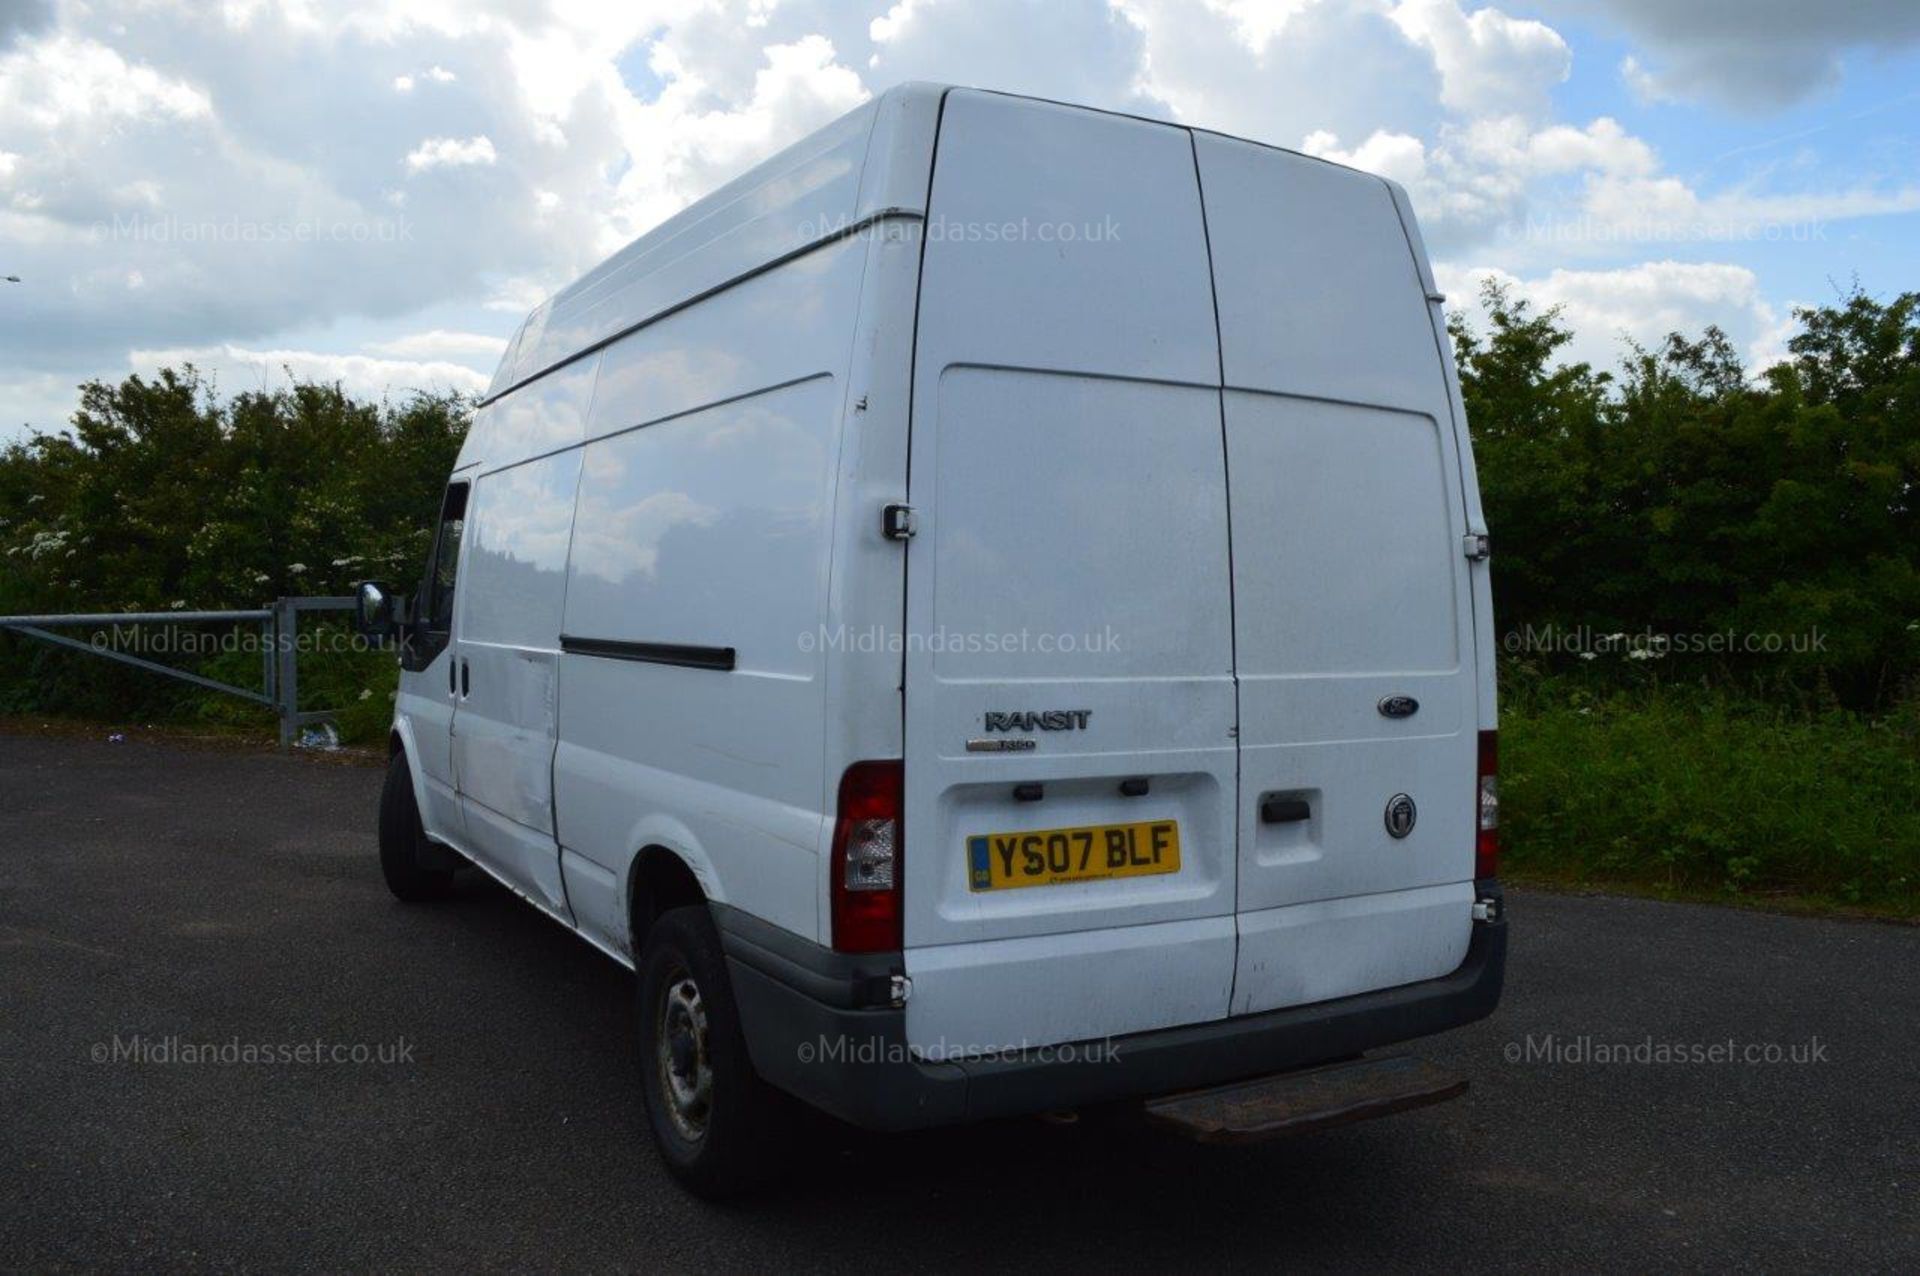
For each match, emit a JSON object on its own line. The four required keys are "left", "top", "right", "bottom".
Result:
{"left": 1378, "top": 695, "right": 1420, "bottom": 719}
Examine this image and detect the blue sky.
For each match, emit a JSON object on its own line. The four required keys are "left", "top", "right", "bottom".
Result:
{"left": 1, "top": 0, "right": 1916, "bottom": 441}
{"left": 1533, "top": 4, "right": 1919, "bottom": 311}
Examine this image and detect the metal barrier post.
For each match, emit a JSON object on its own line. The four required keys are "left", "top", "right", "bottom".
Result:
{"left": 275, "top": 597, "right": 298, "bottom": 749}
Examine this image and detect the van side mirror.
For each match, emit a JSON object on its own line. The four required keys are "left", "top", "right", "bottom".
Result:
{"left": 353, "top": 580, "right": 400, "bottom": 643}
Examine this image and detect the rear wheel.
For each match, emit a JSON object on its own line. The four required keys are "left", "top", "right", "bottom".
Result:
{"left": 637, "top": 906, "right": 793, "bottom": 1198}
{"left": 378, "top": 750, "right": 456, "bottom": 902}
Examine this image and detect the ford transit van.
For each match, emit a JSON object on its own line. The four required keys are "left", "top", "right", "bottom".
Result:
{"left": 356, "top": 83, "right": 1506, "bottom": 1197}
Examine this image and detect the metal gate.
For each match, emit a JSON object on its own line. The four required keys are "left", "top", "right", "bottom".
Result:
{"left": 0, "top": 596, "right": 362, "bottom": 747}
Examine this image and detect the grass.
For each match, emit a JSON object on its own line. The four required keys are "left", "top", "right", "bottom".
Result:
{"left": 1501, "top": 679, "right": 1920, "bottom": 920}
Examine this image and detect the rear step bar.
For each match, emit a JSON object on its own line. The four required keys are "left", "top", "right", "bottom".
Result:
{"left": 1144, "top": 1055, "right": 1467, "bottom": 1144}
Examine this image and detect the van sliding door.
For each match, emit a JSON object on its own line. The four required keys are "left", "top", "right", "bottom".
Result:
{"left": 449, "top": 448, "right": 582, "bottom": 921}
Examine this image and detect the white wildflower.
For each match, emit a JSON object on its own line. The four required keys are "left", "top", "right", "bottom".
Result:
{"left": 26, "top": 529, "right": 69, "bottom": 560}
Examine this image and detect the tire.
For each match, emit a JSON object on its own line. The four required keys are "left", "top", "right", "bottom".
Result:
{"left": 378, "top": 750, "right": 456, "bottom": 902}
{"left": 636, "top": 906, "right": 794, "bottom": 1198}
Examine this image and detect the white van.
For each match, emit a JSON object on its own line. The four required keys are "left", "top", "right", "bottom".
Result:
{"left": 357, "top": 84, "right": 1505, "bottom": 1196}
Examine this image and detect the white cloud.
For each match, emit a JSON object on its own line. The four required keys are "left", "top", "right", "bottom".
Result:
{"left": 1310, "top": 114, "right": 1660, "bottom": 256}
{"left": 1440, "top": 259, "right": 1788, "bottom": 372}
{"left": 1617, "top": 54, "right": 1672, "bottom": 105}
{"left": 0, "top": 34, "right": 212, "bottom": 129}
{"left": 600, "top": 33, "right": 870, "bottom": 253}
{"left": 0, "top": 369, "right": 87, "bottom": 440}
{"left": 1119, "top": 0, "right": 1442, "bottom": 148}
{"left": 868, "top": 0, "right": 1154, "bottom": 115}
{"left": 1576, "top": 176, "right": 1920, "bottom": 245}
{"left": 1390, "top": 0, "right": 1570, "bottom": 119}
{"left": 128, "top": 343, "right": 493, "bottom": 400}
{"left": 404, "top": 135, "right": 498, "bottom": 171}
{"left": 1520, "top": 117, "right": 1655, "bottom": 176}
{"left": 484, "top": 276, "right": 553, "bottom": 314}
{"left": 1303, "top": 128, "right": 1430, "bottom": 186}
{"left": 365, "top": 329, "right": 510, "bottom": 360}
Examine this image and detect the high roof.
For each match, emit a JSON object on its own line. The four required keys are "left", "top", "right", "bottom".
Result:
{"left": 483, "top": 82, "right": 946, "bottom": 402}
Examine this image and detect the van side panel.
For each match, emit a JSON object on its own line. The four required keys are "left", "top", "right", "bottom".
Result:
{"left": 461, "top": 358, "right": 595, "bottom": 473}
{"left": 480, "top": 83, "right": 942, "bottom": 404}
{"left": 552, "top": 235, "right": 870, "bottom": 949}
{"left": 812, "top": 218, "right": 923, "bottom": 936}
{"left": 901, "top": 91, "right": 1238, "bottom": 1052}
{"left": 490, "top": 102, "right": 876, "bottom": 401}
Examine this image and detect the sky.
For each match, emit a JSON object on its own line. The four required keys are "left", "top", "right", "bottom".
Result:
{"left": 1, "top": 0, "right": 1916, "bottom": 443}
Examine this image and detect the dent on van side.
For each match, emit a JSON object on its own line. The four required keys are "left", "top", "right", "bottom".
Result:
{"left": 353, "top": 82, "right": 1505, "bottom": 1199}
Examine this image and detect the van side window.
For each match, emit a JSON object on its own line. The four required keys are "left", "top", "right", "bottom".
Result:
{"left": 423, "top": 482, "right": 469, "bottom": 634}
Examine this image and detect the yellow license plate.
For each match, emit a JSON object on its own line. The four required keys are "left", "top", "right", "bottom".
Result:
{"left": 967, "top": 820, "right": 1181, "bottom": 892}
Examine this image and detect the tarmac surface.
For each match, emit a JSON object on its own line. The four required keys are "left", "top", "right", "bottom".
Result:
{"left": 3, "top": 731, "right": 1914, "bottom": 1271}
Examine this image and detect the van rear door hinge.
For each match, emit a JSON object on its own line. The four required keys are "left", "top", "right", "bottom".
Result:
{"left": 882, "top": 503, "right": 917, "bottom": 541}
{"left": 1463, "top": 532, "right": 1491, "bottom": 561}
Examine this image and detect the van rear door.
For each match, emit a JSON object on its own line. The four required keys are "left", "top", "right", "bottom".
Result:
{"left": 899, "top": 91, "right": 1238, "bottom": 1055}
{"left": 1193, "top": 135, "right": 1481, "bottom": 1016}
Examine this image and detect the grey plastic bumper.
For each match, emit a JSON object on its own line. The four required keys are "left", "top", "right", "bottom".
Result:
{"left": 716, "top": 889, "right": 1507, "bottom": 1133}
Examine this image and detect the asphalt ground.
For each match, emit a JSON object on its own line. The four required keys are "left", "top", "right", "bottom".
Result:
{"left": 3, "top": 731, "right": 1915, "bottom": 1272}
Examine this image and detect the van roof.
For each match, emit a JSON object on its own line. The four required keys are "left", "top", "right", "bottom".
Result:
{"left": 483, "top": 82, "right": 946, "bottom": 402}
{"left": 481, "top": 83, "right": 1384, "bottom": 405}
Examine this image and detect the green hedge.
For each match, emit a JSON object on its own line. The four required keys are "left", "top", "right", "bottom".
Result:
{"left": 1502, "top": 677, "right": 1920, "bottom": 915}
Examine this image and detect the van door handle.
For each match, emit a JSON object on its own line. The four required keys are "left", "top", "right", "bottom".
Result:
{"left": 460, "top": 659, "right": 470, "bottom": 698}
{"left": 448, "top": 655, "right": 457, "bottom": 696}
{"left": 1261, "top": 797, "right": 1311, "bottom": 824}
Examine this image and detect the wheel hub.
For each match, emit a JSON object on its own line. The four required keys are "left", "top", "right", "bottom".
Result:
{"left": 656, "top": 969, "right": 713, "bottom": 1142}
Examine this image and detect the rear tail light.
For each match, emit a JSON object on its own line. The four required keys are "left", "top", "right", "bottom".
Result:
{"left": 1476, "top": 729, "right": 1499, "bottom": 879}
{"left": 830, "top": 760, "right": 903, "bottom": 953}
